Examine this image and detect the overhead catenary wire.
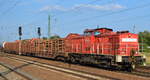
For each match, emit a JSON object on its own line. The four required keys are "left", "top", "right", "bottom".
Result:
{"left": 25, "top": 0, "right": 115, "bottom": 28}
{"left": 0, "top": 0, "right": 21, "bottom": 37}
{"left": 66, "top": 2, "right": 150, "bottom": 24}
{"left": 45, "top": 1, "right": 150, "bottom": 37}
{"left": 108, "top": 13, "right": 150, "bottom": 24}
{"left": 24, "top": 0, "right": 106, "bottom": 26}
{"left": 54, "top": 0, "right": 114, "bottom": 17}
{"left": 0, "top": 0, "right": 20, "bottom": 17}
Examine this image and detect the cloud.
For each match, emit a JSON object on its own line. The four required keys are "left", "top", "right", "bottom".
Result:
{"left": 39, "top": 5, "right": 67, "bottom": 12}
{"left": 73, "top": 4, "right": 125, "bottom": 10}
{"left": 39, "top": 4, "right": 125, "bottom": 12}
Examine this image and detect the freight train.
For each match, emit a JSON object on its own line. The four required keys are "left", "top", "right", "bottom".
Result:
{"left": 2, "top": 28, "right": 146, "bottom": 71}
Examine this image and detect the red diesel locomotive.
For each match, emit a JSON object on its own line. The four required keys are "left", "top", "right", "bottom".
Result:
{"left": 2, "top": 28, "right": 146, "bottom": 70}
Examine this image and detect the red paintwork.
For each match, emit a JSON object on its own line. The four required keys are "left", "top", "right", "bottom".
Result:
{"left": 65, "top": 28, "right": 140, "bottom": 56}
{"left": 3, "top": 28, "right": 140, "bottom": 57}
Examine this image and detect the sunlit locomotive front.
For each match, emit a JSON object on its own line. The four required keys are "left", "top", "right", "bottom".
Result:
{"left": 65, "top": 28, "right": 146, "bottom": 70}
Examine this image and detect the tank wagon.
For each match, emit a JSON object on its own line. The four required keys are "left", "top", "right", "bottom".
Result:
{"left": 2, "top": 28, "right": 146, "bottom": 70}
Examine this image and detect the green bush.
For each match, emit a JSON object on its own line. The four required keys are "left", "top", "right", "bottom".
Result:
{"left": 139, "top": 31, "right": 150, "bottom": 52}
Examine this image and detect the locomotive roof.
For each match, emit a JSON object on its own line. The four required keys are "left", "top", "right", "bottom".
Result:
{"left": 84, "top": 28, "right": 113, "bottom": 32}
{"left": 95, "top": 28, "right": 113, "bottom": 31}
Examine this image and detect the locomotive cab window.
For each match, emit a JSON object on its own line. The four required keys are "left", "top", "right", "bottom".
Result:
{"left": 84, "top": 32, "right": 92, "bottom": 36}
{"left": 94, "top": 31, "right": 100, "bottom": 35}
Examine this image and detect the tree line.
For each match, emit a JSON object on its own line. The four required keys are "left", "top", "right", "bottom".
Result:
{"left": 139, "top": 31, "right": 150, "bottom": 52}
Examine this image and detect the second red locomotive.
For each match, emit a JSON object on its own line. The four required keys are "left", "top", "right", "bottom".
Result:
{"left": 2, "top": 28, "right": 146, "bottom": 71}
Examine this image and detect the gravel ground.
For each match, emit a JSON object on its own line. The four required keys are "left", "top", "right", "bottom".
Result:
{"left": 7, "top": 55, "right": 149, "bottom": 80}
{"left": 146, "top": 56, "right": 150, "bottom": 65}
{"left": 0, "top": 65, "right": 9, "bottom": 72}
{"left": 0, "top": 55, "right": 99, "bottom": 80}
{"left": 0, "top": 77, "right": 5, "bottom": 80}
{"left": 0, "top": 52, "right": 150, "bottom": 80}
{"left": 0, "top": 65, "right": 7, "bottom": 80}
{"left": 4, "top": 71, "right": 27, "bottom": 80}
{"left": 0, "top": 64, "right": 27, "bottom": 80}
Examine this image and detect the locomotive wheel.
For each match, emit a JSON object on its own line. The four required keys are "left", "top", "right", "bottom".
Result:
{"left": 143, "top": 62, "right": 146, "bottom": 66}
{"left": 127, "top": 63, "right": 135, "bottom": 72}
{"left": 131, "top": 63, "right": 135, "bottom": 70}
{"left": 70, "top": 56, "right": 76, "bottom": 63}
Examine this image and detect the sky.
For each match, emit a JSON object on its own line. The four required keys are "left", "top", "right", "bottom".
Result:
{"left": 0, "top": 0, "right": 150, "bottom": 43}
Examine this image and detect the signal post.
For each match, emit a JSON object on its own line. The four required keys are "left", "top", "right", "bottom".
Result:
{"left": 19, "top": 26, "right": 22, "bottom": 55}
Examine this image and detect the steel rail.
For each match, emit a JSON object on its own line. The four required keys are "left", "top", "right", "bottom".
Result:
{"left": 6, "top": 56, "right": 120, "bottom": 80}
{"left": 0, "top": 62, "right": 39, "bottom": 80}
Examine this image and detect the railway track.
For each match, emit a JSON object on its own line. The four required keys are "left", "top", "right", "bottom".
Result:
{"left": 118, "top": 67, "right": 150, "bottom": 79}
{"left": 0, "top": 61, "right": 37, "bottom": 80}
{"left": 131, "top": 66, "right": 150, "bottom": 77}
{"left": 5, "top": 56, "right": 117, "bottom": 80}
{"left": 136, "top": 66, "right": 150, "bottom": 71}
{"left": 0, "top": 52, "right": 149, "bottom": 80}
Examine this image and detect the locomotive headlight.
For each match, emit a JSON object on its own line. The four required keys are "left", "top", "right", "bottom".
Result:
{"left": 142, "top": 55, "right": 146, "bottom": 66}
{"left": 143, "top": 55, "right": 146, "bottom": 59}
{"left": 136, "top": 51, "right": 138, "bottom": 54}
{"left": 121, "top": 52, "right": 125, "bottom": 54}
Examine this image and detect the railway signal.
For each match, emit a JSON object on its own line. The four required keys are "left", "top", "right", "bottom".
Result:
{"left": 18, "top": 26, "right": 22, "bottom": 55}
{"left": 38, "top": 27, "right": 41, "bottom": 38}
{"left": 19, "top": 26, "right": 22, "bottom": 37}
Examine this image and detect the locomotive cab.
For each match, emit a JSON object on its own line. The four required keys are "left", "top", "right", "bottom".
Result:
{"left": 83, "top": 28, "right": 146, "bottom": 70}
{"left": 84, "top": 28, "right": 113, "bottom": 36}
{"left": 114, "top": 31, "right": 146, "bottom": 70}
